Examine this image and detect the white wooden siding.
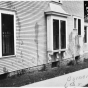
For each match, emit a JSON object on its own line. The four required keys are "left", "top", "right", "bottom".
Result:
{"left": 0, "top": 1, "right": 49, "bottom": 74}
{"left": 0, "top": 1, "right": 84, "bottom": 75}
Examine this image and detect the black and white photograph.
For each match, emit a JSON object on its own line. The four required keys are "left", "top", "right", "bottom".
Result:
{"left": 0, "top": 0, "right": 88, "bottom": 87}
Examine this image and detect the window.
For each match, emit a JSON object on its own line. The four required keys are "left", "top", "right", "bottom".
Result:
{"left": 53, "top": 19, "right": 59, "bottom": 50}
{"left": 84, "top": 26, "right": 87, "bottom": 43}
{"left": 78, "top": 19, "right": 81, "bottom": 35}
{"left": 73, "top": 17, "right": 81, "bottom": 35}
{"left": 74, "top": 18, "right": 77, "bottom": 29}
{"left": 60, "top": 20, "right": 66, "bottom": 49}
{"left": 0, "top": 10, "right": 16, "bottom": 57}
{"left": 2, "top": 13, "right": 14, "bottom": 56}
{"left": 53, "top": 19, "right": 66, "bottom": 51}
{"left": 46, "top": 15, "right": 67, "bottom": 52}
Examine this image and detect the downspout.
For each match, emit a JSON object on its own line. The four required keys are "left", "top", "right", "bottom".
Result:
{"left": 35, "top": 23, "right": 39, "bottom": 66}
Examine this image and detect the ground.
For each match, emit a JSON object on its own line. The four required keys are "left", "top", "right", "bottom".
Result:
{"left": 0, "top": 59, "right": 88, "bottom": 87}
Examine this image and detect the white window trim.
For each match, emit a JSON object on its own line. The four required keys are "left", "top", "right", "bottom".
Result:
{"left": 73, "top": 16, "right": 82, "bottom": 36}
{"left": 0, "top": 9, "right": 16, "bottom": 58}
{"left": 47, "top": 15, "right": 67, "bottom": 53}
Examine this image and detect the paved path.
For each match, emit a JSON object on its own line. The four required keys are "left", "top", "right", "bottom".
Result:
{"left": 22, "top": 68, "right": 88, "bottom": 87}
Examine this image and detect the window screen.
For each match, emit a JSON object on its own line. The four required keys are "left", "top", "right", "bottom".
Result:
{"left": 1, "top": 13, "right": 14, "bottom": 56}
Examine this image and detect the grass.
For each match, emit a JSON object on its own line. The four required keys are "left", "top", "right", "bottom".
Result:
{"left": 0, "top": 59, "right": 88, "bottom": 87}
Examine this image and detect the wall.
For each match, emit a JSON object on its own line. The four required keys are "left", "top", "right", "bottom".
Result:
{"left": 61, "top": 1, "right": 84, "bottom": 59}
{"left": 47, "top": 1, "right": 84, "bottom": 63}
{"left": 0, "top": 1, "right": 49, "bottom": 75}
{"left": 0, "top": 1, "right": 85, "bottom": 75}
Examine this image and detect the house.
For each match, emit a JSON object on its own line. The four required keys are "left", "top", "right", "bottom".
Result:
{"left": 0, "top": 0, "right": 87, "bottom": 76}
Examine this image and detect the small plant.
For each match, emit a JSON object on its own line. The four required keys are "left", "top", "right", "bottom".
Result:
{"left": 67, "top": 60, "right": 76, "bottom": 66}
{"left": 68, "top": 32, "right": 75, "bottom": 61}
{"left": 16, "top": 69, "right": 25, "bottom": 76}
{"left": 40, "top": 64, "right": 46, "bottom": 71}
{"left": 68, "top": 31, "right": 81, "bottom": 64}
{"left": 3, "top": 67, "right": 8, "bottom": 73}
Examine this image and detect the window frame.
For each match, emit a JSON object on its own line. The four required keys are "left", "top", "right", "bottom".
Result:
{"left": 0, "top": 9, "right": 16, "bottom": 58}
{"left": 47, "top": 15, "right": 67, "bottom": 53}
{"left": 73, "top": 16, "right": 82, "bottom": 36}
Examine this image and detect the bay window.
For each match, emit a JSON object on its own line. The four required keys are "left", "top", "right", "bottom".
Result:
{"left": 47, "top": 15, "right": 67, "bottom": 52}
{"left": 45, "top": 1, "right": 70, "bottom": 55}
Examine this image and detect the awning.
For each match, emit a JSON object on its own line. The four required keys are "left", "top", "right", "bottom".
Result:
{"left": 45, "top": 2, "right": 70, "bottom": 17}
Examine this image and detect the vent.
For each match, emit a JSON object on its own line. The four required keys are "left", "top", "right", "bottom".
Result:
{"left": 52, "top": 61, "right": 58, "bottom": 68}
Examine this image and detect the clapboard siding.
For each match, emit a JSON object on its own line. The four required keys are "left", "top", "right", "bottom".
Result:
{"left": 61, "top": 1, "right": 84, "bottom": 58}
{"left": 0, "top": 1, "right": 84, "bottom": 75}
{"left": 0, "top": 1, "right": 49, "bottom": 74}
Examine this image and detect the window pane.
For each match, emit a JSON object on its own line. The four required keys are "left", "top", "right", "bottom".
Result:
{"left": 78, "top": 19, "right": 81, "bottom": 35}
{"left": 84, "top": 26, "right": 87, "bottom": 43}
{"left": 53, "top": 19, "right": 59, "bottom": 50}
{"left": 74, "top": 18, "right": 77, "bottom": 29}
{"left": 60, "top": 20, "right": 66, "bottom": 49}
{"left": 1, "top": 13, "right": 14, "bottom": 56}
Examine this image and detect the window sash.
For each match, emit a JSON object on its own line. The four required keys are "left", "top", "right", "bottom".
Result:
{"left": 53, "top": 19, "right": 59, "bottom": 50}
{"left": 73, "top": 17, "right": 81, "bottom": 35}
{"left": 60, "top": 20, "right": 66, "bottom": 49}
{"left": 53, "top": 19, "right": 66, "bottom": 50}
{"left": 74, "top": 18, "right": 77, "bottom": 29}
{"left": 84, "top": 26, "right": 87, "bottom": 43}
{"left": 78, "top": 19, "right": 81, "bottom": 35}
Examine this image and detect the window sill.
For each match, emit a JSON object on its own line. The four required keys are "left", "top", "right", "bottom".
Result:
{"left": 84, "top": 42, "right": 87, "bottom": 44}
{"left": 77, "top": 35, "right": 81, "bottom": 37}
{"left": 0, "top": 55, "right": 16, "bottom": 59}
{"left": 73, "top": 28, "right": 77, "bottom": 30}
{"left": 48, "top": 49, "right": 66, "bottom": 53}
